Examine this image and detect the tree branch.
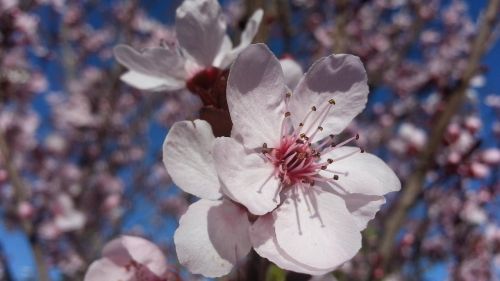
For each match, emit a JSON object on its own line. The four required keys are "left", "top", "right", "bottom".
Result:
{"left": 377, "top": 0, "right": 500, "bottom": 274}
{"left": 0, "top": 130, "right": 50, "bottom": 281}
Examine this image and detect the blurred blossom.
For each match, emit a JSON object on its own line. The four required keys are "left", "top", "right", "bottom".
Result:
{"left": 0, "top": 0, "right": 498, "bottom": 280}
{"left": 84, "top": 236, "right": 177, "bottom": 281}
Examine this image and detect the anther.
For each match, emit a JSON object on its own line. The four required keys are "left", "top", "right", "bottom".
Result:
{"left": 284, "top": 112, "right": 291, "bottom": 117}
{"left": 299, "top": 123, "right": 304, "bottom": 127}
{"left": 300, "top": 133, "right": 306, "bottom": 139}
{"left": 360, "top": 149, "right": 365, "bottom": 153}
{"left": 329, "top": 134, "right": 334, "bottom": 139}
{"left": 328, "top": 99, "right": 336, "bottom": 105}
{"left": 286, "top": 92, "right": 291, "bottom": 98}
{"left": 318, "top": 126, "right": 323, "bottom": 131}
{"left": 327, "top": 159, "right": 333, "bottom": 164}
{"left": 263, "top": 143, "right": 268, "bottom": 148}
{"left": 355, "top": 134, "right": 359, "bottom": 140}
{"left": 333, "top": 175, "right": 339, "bottom": 180}
{"left": 321, "top": 165, "right": 327, "bottom": 170}
{"left": 311, "top": 106, "right": 317, "bottom": 111}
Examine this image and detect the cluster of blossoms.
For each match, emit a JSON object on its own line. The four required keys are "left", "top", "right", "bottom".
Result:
{"left": 1, "top": 0, "right": 499, "bottom": 280}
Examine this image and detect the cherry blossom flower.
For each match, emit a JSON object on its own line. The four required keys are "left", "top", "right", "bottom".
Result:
{"left": 213, "top": 43, "right": 400, "bottom": 274}
{"left": 113, "top": 0, "right": 263, "bottom": 92}
{"left": 84, "top": 235, "right": 173, "bottom": 281}
{"left": 162, "top": 44, "right": 400, "bottom": 277}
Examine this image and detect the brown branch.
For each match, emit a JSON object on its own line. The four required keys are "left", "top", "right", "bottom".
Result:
{"left": 377, "top": 0, "right": 500, "bottom": 274}
{"left": 0, "top": 130, "right": 50, "bottom": 281}
{"left": 331, "top": 0, "right": 350, "bottom": 54}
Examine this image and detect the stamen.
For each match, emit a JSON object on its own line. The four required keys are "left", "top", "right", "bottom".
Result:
{"left": 321, "top": 133, "right": 360, "bottom": 155}
{"left": 292, "top": 106, "right": 316, "bottom": 137}
{"left": 331, "top": 148, "right": 363, "bottom": 162}
{"left": 304, "top": 100, "right": 335, "bottom": 142}
{"left": 280, "top": 111, "right": 292, "bottom": 138}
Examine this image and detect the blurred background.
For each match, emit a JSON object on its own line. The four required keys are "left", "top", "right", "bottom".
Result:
{"left": 0, "top": 0, "right": 499, "bottom": 280}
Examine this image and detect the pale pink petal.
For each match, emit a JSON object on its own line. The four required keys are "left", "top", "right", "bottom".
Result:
{"left": 120, "top": 71, "right": 185, "bottom": 91}
{"left": 250, "top": 214, "right": 334, "bottom": 275}
{"left": 103, "top": 236, "right": 168, "bottom": 277}
{"left": 84, "top": 259, "right": 132, "bottom": 281}
{"left": 338, "top": 192, "right": 386, "bottom": 230}
{"left": 212, "top": 35, "right": 233, "bottom": 68}
{"left": 227, "top": 44, "right": 286, "bottom": 149}
{"left": 280, "top": 58, "right": 303, "bottom": 91}
{"left": 175, "top": 0, "right": 226, "bottom": 67}
{"left": 163, "top": 120, "right": 221, "bottom": 200}
{"left": 213, "top": 137, "right": 281, "bottom": 215}
{"left": 114, "top": 45, "right": 186, "bottom": 90}
{"left": 289, "top": 54, "right": 369, "bottom": 141}
{"left": 174, "top": 199, "right": 251, "bottom": 278}
{"left": 84, "top": 235, "right": 168, "bottom": 281}
{"left": 214, "top": 9, "right": 264, "bottom": 69}
{"left": 274, "top": 186, "right": 362, "bottom": 269}
{"left": 320, "top": 146, "right": 401, "bottom": 196}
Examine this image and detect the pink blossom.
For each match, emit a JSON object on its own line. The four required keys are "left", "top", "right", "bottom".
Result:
{"left": 84, "top": 236, "right": 171, "bottom": 281}
{"left": 480, "top": 148, "right": 500, "bottom": 165}
{"left": 220, "top": 44, "right": 400, "bottom": 274}
{"left": 113, "top": 0, "right": 263, "bottom": 92}
{"left": 163, "top": 44, "right": 400, "bottom": 277}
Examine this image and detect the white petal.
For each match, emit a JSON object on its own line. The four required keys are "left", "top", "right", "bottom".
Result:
{"left": 54, "top": 211, "right": 85, "bottom": 232}
{"left": 215, "top": 9, "right": 264, "bottom": 69}
{"left": 212, "top": 35, "right": 234, "bottom": 68}
{"left": 103, "top": 235, "right": 168, "bottom": 277}
{"left": 213, "top": 137, "right": 281, "bottom": 215}
{"left": 280, "top": 58, "right": 303, "bottom": 91}
{"left": 84, "top": 259, "right": 132, "bottom": 281}
{"left": 175, "top": 0, "right": 226, "bottom": 67}
{"left": 337, "top": 192, "right": 386, "bottom": 230}
{"left": 163, "top": 120, "right": 221, "bottom": 200}
{"left": 290, "top": 54, "right": 369, "bottom": 141}
{"left": 227, "top": 44, "right": 286, "bottom": 149}
{"left": 320, "top": 146, "right": 401, "bottom": 196}
{"left": 120, "top": 71, "right": 185, "bottom": 91}
{"left": 174, "top": 199, "right": 251, "bottom": 278}
{"left": 274, "top": 186, "right": 362, "bottom": 269}
{"left": 114, "top": 45, "right": 186, "bottom": 83}
{"left": 250, "top": 214, "right": 334, "bottom": 275}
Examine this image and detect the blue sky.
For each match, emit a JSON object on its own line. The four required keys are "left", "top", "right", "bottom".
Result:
{"left": 1, "top": 1, "right": 498, "bottom": 280}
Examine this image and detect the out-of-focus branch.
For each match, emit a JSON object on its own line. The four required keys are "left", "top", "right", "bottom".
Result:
{"left": 275, "top": 0, "right": 293, "bottom": 52}
{"left": 377, "top": 0, "right": 500, "bottom": 274}
{"left": 0, "top": 130, "right": 50, "bottom": 281}
{"left": 331, "top": 0, "right": 350, "bottom": 54}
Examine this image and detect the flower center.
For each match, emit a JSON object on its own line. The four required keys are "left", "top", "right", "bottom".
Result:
{"left": 125, "top": 260, "right": 166, "bottom": 281}
{"left": 186, "top": 67, "right": 228, "bottom": 108}
{"left": 262, "top": 94, "right": 363, "bottom": 187}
